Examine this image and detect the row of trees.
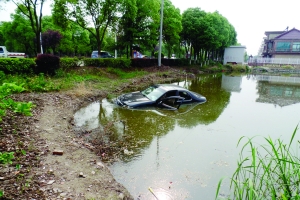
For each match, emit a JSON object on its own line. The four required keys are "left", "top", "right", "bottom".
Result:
{"left": 0, "top": 0, "right": 237, "bottom": 62}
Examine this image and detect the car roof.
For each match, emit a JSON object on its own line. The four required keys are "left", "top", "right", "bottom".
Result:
{"left": 156, "top": 84, "right": 188, "bottom": 91}
{"left": 92, "top": 50, "right": 109, "bottom": 53}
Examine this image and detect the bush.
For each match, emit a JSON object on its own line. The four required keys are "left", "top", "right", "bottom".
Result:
{"left": 35, "top": 54, "right": 60, "bottom": 76}
{"left": 0, "top": 58, "right": 35, "bottom": 74}
{"left": 282, "top": 65, "right": 294, "bottom": 69}
{"left": 60, "top": 57, "right": 80, "bottom": 70}
{"left": 231, "top": 64, "right": 247, "bottom": 72}
{"left": 83, "top": 58, "right": 131, "bottom": 68}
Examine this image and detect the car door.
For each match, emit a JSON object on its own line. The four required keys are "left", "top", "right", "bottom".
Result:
{"left": 178, "top": 90, "right": 193, "bottom": 102}
{"left": 157, "top": 90, "right": 184, "bottom": 109}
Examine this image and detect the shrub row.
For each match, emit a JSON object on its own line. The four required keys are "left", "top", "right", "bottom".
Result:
{"left": 131, "top": 58, "right": 190, "bottom": 68}
{"left": 83, "top": 58, "right": 131, "bottom": 68}
{"left": 0, "top": 56, "right": 190, "bottom": 76}
{"left": 0, "top": 58, "right": 35, "bottom": 74}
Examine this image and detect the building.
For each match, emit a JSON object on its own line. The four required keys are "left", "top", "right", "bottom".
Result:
{"left": 223, "top": 46, "right": 246, "bottom": 65}
{"left": 262, "top": 28, "right": 300, "bottom": 59}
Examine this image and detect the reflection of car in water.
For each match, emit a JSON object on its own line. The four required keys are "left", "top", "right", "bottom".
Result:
{"left": 130, "top": 101, "right": 205, "bottom": 117}
{"left": 115, "top": 84, "right": 206, "bottom": 110}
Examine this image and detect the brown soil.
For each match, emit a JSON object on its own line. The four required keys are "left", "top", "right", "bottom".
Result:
{"left": 0, "top": 66, "right": 201, "bottom": 200}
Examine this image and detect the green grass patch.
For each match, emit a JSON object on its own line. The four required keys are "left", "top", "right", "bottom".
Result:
{"left": 106, "top": 67, "right": 148, "bottom": 79}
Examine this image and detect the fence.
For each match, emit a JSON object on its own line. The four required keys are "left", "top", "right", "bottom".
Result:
{"left": 248, "top": 57, "right": 300, "bottom": 66}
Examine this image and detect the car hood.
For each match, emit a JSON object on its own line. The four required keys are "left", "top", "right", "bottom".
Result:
{"left": 116, "top": 92, "right": 153, "bottom": 107}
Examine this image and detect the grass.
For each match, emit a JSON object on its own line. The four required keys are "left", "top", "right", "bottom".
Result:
{"left": 106, "top": 67, "right": 148, "bottom": 79}
{"left": 216, "top": 125, "right": 300, "bottom": 200}
{"left": 0, "top": 67, "right": 134, "bottom": 93}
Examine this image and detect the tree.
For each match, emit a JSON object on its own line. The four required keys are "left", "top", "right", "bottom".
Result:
{"left": 42, "top": 16, "right": 91, "bottom": 56}
{"left": 0, "top": 0, "right": 47, "bottom": 54}
{"left": 42, "top": 29, "right": 62, "bottom": 54}
{"left": 53, "top": 0, "right": 122, "bottom": 57}
{"left": 182, "top": 8, "right": 237, "bottom": 63}
{"left": 0, "top": 11, "right": 36, "bottom": 56}
{"left": 181, "top": 7, "right": 207, "bottom": 60}
{"left": 162, "top": 0, "right": 182, "bottom": 58}
{"left": 118, "top": 0, "right": 160, "bottom": 58}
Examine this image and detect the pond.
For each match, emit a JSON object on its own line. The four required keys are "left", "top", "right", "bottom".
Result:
{"left": 74, "top": 73, "right": 300, "bottom": 199}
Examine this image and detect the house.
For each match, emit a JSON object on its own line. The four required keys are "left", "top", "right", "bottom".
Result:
{"left": 262, "top": 28, "right": 300, "bottom": 59}
{"left": 223, "top": 46, "right": 246, "bottom": 65}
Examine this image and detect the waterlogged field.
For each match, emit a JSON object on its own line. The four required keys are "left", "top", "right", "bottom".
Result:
{"left": 74, "top": 73, "right": 300, "bottom": 199}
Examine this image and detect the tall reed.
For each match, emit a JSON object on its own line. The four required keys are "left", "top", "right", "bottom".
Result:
{"left": 216, "top": 125, "right": 300, "bottom": 200}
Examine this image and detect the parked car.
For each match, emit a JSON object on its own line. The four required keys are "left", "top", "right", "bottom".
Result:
{"left": 91, "top": 50, "right": 114, "bottom": 58}
{"left": 0, "top": 46, "right": 26, "bottom": 58}
{"left": 115, "top": 84, "right": 206, "bottom": 110}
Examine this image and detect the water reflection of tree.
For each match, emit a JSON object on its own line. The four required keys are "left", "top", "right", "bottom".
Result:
{"left": 106, "top": 108, "right": 176, "bottom": 162}
{"left": 176, "top": 74, "right": 231, "bottom": 128}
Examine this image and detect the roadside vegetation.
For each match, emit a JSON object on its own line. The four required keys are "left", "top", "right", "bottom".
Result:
{"left": 216, "top": 125, "right": 300, "bottom": 200}
{"left": 0, "top": 0, "right": 243, "bottom": 65}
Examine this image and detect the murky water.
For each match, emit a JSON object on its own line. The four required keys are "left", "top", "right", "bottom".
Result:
{"left": 74, "top": 73, "right": 300, "bottom": 199}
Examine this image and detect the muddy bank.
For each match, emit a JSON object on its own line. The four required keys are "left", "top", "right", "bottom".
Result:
{"left": 0, "top": 66, "right": 198, "bottom": 199}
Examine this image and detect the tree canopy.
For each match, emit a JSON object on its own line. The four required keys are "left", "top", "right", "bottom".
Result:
{"left": 0, "top": 0, "right": 238, "bottom": 61}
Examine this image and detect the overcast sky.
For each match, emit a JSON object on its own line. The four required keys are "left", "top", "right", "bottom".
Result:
{"left": 1, "top": 0, "right": 299, "bottom": 56}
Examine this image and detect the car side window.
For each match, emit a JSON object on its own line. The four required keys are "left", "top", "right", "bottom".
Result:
{"left": 165, "top": 90, "right": 177, "bottom": 97}
{"left": 179, "top": 91, "right": 192, "bottom": 100}
{"left": 0, "top": 48, "right": 3, "bottom": 53}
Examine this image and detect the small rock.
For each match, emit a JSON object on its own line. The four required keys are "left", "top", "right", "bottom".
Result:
{"left": 53, "top": 150, "right": 64, "bottom": 155}
{"left": 47, "top": 180, "right": 55, "bottom": 185}
{"left": 53, "top": 188, "right": 61, "bottom": 193}
{"left": 118, "top": 193, "right": 125, "bottom": 199}
{"left": 96, "top": 162, "right": 105, "bottom": 168}
{"left": 60, "top": 193, "right": 67, "bottom": 197}
{"left": 91, "top": 171, "right": 95, "bottom": 175}
{"left": 0, "top": 177, "right": 4, "bottom": 180}
{"left": 79, "top": 172, "right": 85, "bottom": 178}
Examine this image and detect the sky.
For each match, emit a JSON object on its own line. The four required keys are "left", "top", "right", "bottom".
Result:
{"left": 1, "top": 0, "right": 299, "bottom": 56}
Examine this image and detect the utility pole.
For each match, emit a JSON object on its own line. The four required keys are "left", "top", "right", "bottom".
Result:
{"left": 158, "top": 0, "right": 164, "bottom": 67}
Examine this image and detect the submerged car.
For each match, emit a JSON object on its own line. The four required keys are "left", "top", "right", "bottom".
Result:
{"left": 115, "top": 84, "right": 206, "bottom": 110}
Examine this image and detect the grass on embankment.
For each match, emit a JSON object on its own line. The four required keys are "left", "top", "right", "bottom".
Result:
{"left": 0, "top": 67, "right": 149, "bottom": 95}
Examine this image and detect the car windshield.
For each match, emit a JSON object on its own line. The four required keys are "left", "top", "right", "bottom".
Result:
{"left": 141, "top": 86, "right": 165, "bottom": 101}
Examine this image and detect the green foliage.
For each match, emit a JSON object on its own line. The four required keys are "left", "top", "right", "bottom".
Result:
{"left": 0, "top": 82, "right": 25, "bottom": 98}
{"left": 0, "top": 13, "right": 35, "bottom": 56}
{"left": 216, "top": 125, "right": 300, "bottom": 200}
{"left": 175, "top": 58, "right": 190, "bottom": 66}
{"left": 107, "top": 67, "right": 147, "bottom": 79}
{"left": 181, "top": 8, "right": 237, "bottom": 61}
{"left": 231, "top": 64, "right": 247, "bottom": 72}
{"left": 35, "top": 54, "right": 60, "bottom": 76}
{"left": 60, "top": 57, "right": 80, "bottom": 70}
{"left": 0, "top": 82, "right": 34, "bottom": 121}
{"left": 163, "top": 0, "right": 182, "bottom": 58}
{"left": 154, "top": 52, "right": 164, "bottom": 59}
{"left": 25, "top": 73, "right": 61, "bottom": 92}
{"left": 83, "top": 58, "right": 131, "bottom": 68}
{"left": 282, "top": 65, "right": 294, "bottom": 69}
{"left": 0, "top": 152, "right": 14, "bottom": 165}
{"left": 53, "top": 0, "right": 122, "bottom": 58}
{"left": 118, "top": 0, "right": 160, "bottom": 57}
{"left": 0, "top": 58, "right": 35, "bottom": 74}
